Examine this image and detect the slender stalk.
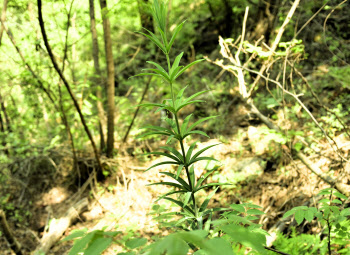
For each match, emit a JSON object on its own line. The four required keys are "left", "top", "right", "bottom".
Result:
{"left": 327, "top": 218, "right": 331, "bottom": 255}
{"left": 166, "top": 54, "right": 171, "bottom": 73}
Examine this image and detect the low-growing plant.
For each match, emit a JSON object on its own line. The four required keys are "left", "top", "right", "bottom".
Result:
{"left": 283, "top": 188, "right": 350, "bottom": 254}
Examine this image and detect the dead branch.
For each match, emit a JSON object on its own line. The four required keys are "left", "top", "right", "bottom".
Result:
{"left": 33, "top": 198, "right": 88, "bottom": 255}
{"left": 248, "top": 0, "right": 300, "bottom": 96}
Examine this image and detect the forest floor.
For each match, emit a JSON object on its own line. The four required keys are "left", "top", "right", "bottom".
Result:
{"left": 1, "top": 117, "right": 347, "bottom": 254}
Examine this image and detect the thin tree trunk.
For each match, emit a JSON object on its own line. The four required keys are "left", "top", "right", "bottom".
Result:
{"left": 89, "top": 0, "right": 106, "bottom": 152}
{"left": 59, "top": 3, "right": 78, "bottom": 174}
{"left": 0, "top": 0, "right": 7, "bottom": 45}
{"left": 99, "top": 0, "right": 115, "bottom": 158}
{"left": 37, "top": 0, "right": 102, "bottom": 172}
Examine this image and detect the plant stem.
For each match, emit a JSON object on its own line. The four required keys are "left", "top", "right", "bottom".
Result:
{"left": 166, "top": 53, "right": 171, "bottom": 73}
{"left": 174, "top": 114, "right": 199, "bottom": 224}
{"left": 327, "top": 217, "right": 331, "bottom": 255}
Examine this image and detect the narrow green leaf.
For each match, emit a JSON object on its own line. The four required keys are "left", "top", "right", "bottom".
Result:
{"left": 160, "top": 171, "right": 190, "bottom": 191}
{"left": 181, "top": 114, "right": 192, "bottom": 136}
{"left": 200, "top": 187, "right": 219, "bottom": 212}
{"left": 146, "top": 61, "right": 168, "bottom": 75}
{"left": 147, "top": 181, "right": 185, "bottom": 190}
{"left": 138, "top": 102, "right": 167, "bottom": 108}
{"left": 176, "top": 164, "right": 184, "bottom": 178}
{"left": 167, "top": 21, "right": 186, "bottom": 52}
{"left": 185, "top": 141, "right": 198, "bottom": 163}
{"left": 165, "top": 118, "right": 179, "bottom": 133}
{"left": 155, "top": 190, "right": 187, "bottom": 202}
{"left": 188, "top": 116, "right": 218, "bottom": 132}
{"left": 145, "top": 151, "right": 181, "bottom": 163}
{"left": 141, "top": 125, "right": 174, "bottom": 135}
{"left": 166, "top": 135, "right": 174, "bottom": 144}
{"left": 195, "top": 166, "right": 220, "bottom": 190}
{"left": 145, "top": 161, "right": 180, "bottom": 172}
{"left": 189, "top": 165, "right": 195, "bottom": 189}
{"left": 176, "top": 100, "right": 205, "bottom": 113}
{"left": 195, "top": 182, "right": 230, "bottom": 192}
{"left": 175, "top": 86, "right": 188, "bottom": 107}
{"left": 158, "top": 28, "right": 168, "bottom": 49}
{"left": 183, "top": 192, "right": 192, "bottom": 207}
{"left": 184, "top": 130, "right": 210, "bottom": 139}
{"left": 137, "top": 131, "right": 171, "bottom": 139}
{"left": 189, "top": 157, "right": 219, "bottom": 166}
{"left": 170, "top": 66, "right": 183, "bottom": 81}
{"left": 174, "top": 59, "right": 205, "bottom": 79}
{"left": 136, "top": 31, "right": 166, "bottom": 54}
{"left": 131, "top": 73, "right": 163, "bottom": 79}
{"left": 170, "top": 52, "right": 184, "bottom": 77}
{"left": 183, "top": 90, "right": 209, "bottom": 104}
{"left": 142, "top": 68, "right": 170, "bottom": 82}
{"left": 160, "top": 146, "right": 184, "bottom": 162}
{"left": 189, "top": 144, "right": 220, "bottom": 163}
{"left": 163, "top": 197, "right": 195, "bottom": 215}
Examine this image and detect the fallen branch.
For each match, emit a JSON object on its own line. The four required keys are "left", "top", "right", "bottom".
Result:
{"left": 33, "top": 198, "right": 88, "bottom": 255}
{"left": 0, "top": 209, "right": 23, "bottom": 255}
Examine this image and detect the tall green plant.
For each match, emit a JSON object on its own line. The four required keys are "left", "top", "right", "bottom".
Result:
{"left": 134, "top": 0, "right": 226, "bottom": 231}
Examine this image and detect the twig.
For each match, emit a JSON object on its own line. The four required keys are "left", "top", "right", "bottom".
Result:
{"left": 265, "top": 246, "right": 291, "bottom": 255}
{"left": 123, "top": 76, "right": 152, "bottom": 143}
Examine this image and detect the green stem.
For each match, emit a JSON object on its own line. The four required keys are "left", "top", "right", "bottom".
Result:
{"left": 175, "top": 114, "right": 198, "bottom": 219}
{"left": 327, "top": 217, "right": 331, "bottom": 255}
{"left": 166, "top": 53, "right": 171, "bottom": 73}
